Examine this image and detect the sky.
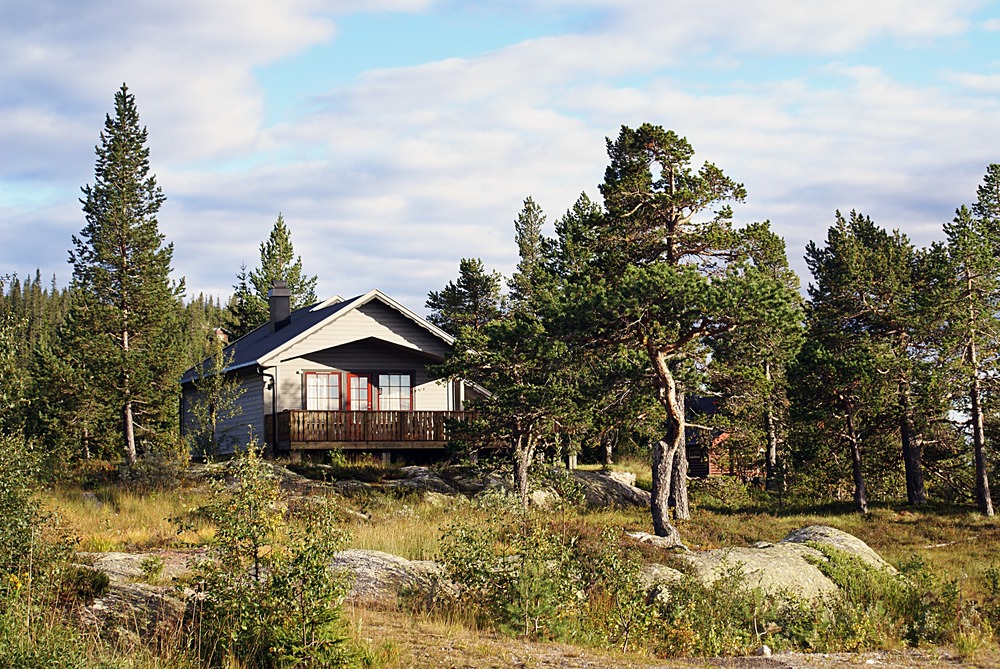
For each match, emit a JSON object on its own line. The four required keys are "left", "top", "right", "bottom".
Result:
{"left": 3, "top": 0, "right": 1000, "bottom": 312}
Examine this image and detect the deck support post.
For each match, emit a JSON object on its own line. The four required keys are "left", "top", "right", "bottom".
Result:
{"left": 381, "top": 451, "right": 392, "bottom": 466}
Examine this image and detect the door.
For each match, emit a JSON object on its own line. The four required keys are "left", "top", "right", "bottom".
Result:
{"left": 347, "top": 374, "right": 374, "bottom": 410}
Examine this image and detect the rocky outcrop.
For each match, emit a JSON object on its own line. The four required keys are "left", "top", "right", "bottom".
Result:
{"left": 658, "top": 525, "right": 894, "bottom": 601}
{"left": 571, "top": 470, "right": 651, "bottom": 509}
{"left": 385, "top": 466, "right": 459, "bottom": 495}
{"left": 76, "top": 551, "right": 198, "bottom": 644}
{"left": 673, "top": 541, "right": 839, "bottom": 600}
{"left": 79, "top": 550, "right": 198, "bottom": 582}
{"left": 330, "top": 549, "right": 454, "bottom": 605}
{"left": 780, "top": 524, "right": 895, "bottom": 572}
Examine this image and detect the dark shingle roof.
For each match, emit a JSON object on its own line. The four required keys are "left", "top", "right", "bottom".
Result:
{"left": 181, "top": 295, "right": 360, "bottom": 384}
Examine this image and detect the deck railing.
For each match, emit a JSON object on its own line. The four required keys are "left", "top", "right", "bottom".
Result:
{"left": 272, "top": 409, "right": 473, "bottom": 446}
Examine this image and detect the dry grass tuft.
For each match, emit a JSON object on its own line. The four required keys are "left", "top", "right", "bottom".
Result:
{"left": 41, "top": 485, "right": 214, "bottom": 552}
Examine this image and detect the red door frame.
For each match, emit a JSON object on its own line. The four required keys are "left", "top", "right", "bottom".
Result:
{"left": 346, "top": 373, "right": 376, "bottom": 411}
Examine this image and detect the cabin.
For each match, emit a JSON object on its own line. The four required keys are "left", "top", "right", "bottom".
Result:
{"left": 180, "top": 281, "right": 477, "bottom": 461}
{"left": 685, "top": 396, "right": 732, "bottom": 478}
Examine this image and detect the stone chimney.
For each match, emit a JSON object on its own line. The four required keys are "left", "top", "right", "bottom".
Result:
{"left": 268, "top": 280, "right": 291, "bottom": 332}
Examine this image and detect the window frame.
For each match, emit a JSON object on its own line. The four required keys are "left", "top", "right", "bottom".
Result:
{"left": 303, "top": 371, "right": 342, "bottom": 411}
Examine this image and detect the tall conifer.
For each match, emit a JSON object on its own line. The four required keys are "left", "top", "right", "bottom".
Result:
{"left": 67, "top": 84, "right": 184, "bottom": 467}
{"left": 227, "top": 214, "right": 317, "bottom": 338}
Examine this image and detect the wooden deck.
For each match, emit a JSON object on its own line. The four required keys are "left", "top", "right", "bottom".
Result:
{"left": 268, "top": 409, "right": 474, "bottom": 451}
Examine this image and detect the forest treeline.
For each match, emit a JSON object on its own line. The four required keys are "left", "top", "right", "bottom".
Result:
{"left": 2, "top": 87, "right": 1000, "bottom": 537}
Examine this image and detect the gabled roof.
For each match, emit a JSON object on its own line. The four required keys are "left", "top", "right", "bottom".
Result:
{"left": 181, "top": 289, "right": 454, "bottom": 384}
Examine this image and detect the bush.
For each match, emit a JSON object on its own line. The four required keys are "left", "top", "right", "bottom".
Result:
{"left": 439, "top": 507, "right": 651, "bottom": 646}
{"left": 188, "top": 447, "right": 353, "bottom": 668}
{"left": 0, "top": 432, "right": 43, "bottom": 577}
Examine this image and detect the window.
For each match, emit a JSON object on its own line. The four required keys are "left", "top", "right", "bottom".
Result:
{"left": 378, "top": 373, "right": 412, "bottom": 411}
{"left": 305, "top": 372, "right": 341, "bottom": 411}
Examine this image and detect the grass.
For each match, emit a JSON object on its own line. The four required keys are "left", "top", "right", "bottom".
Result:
{"left": 40, "top": 485, "right": 214, "bottom": 552}
{"left": 30, "top": 460, "right": 1000, "bottom": 666}
{"left": 40, "top": 466, "right": 1000, "bottom": 602}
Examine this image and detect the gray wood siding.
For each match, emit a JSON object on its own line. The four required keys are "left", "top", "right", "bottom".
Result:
{"left": 271, "top": 338, "right": 450, "bottom": 412}
{"left": 182, "top": 371, "right": 264, "bottom": 456}
{"left": 262, "top": 299, "right": 451, "bottom": 366}
{"left": 219, "top": 371, "right": 265, "bottom": 452}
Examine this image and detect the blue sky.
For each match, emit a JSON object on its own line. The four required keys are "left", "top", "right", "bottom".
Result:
{"left": 2, "top": 0, "right": 1000, "bottom": 311}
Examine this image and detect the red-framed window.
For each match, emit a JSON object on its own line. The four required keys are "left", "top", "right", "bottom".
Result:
{"left": 378, "top": 373, "right": 412, "bottom": 411}
{"left": 304, "top": 372, "right": 341, "bottom": 411}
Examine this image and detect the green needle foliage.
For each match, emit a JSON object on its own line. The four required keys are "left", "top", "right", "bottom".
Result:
{"left": 227, "top": 214, "right": 318, "bottom": 339}
{"left": 425, "top": 257, "right": 503, "bottom": 335}
{"left": 63, "top": 83, "right": 186, "bottom": 469}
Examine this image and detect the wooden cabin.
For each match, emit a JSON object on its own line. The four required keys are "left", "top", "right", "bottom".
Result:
{"left": 180, "top": 282, "right": 479, "bottom": 461}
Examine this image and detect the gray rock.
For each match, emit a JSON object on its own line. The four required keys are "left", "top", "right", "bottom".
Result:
{"left": 442, "top": 468, "right": 511, "bottom": 497}
{"left": 780, "top": 525, "right": 895, "bottom": 572}
{"left": 79, "top": 551, "right": 198, "bottom": 582}
{"left": 641, "top": 562, "right": 686, "bottom": 588}
{"left": 76, "top": 552, "right": 198, "bottom": 644}
{"left": 329, "top": 548, "right": 454, "bottom": 605}
{"left": 571, "top": 469, "right": 651, "bottom": 509}
{"left": 332, "top": 479, "right": 374, "bottom": 496}
{"left": 79, "top": 580, "right": 186, "bottom": 646}
{"left": 387, "top": 466, "right": 458, "bottom": 495}
{"left": 671, "top": 525, "right": 894, "bottom": 601}
{"left": 675, "top": 541, "right": 837, "bottom": 600}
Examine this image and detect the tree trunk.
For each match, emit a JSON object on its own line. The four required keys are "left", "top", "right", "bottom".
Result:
{"left": 646, "top": 340, "right": 683, "bottom": 542}
{"left": 898, "top": 386, "right": 926, "bottom": 505}
{"left": 969, "top": 339, "right": 994, "bottom": 515}
{"left": 123, "top": 396, "right": 137, "bottom": 467}
{"left": 763, "top": 361, "right": 780, "bottom": 492}
{"left": 670, "top": 440, "right": 690, "bottom": 520}
{"left": 651, "top": 436, "right": 682, "bottom": 543}
{"left": 514, "top": 434, "right": 534, "bottom": 510}
{"left": 122, "top": 318, "right": 137, "bottom": 467}
{"left": 601, "top": 428, "right": 616, "bottom": 466}
{"left": 845, "top": 407, "right": 867, "bottom": 514}
{"left": 670, "top": 390, "right": 690, "bottom": 520}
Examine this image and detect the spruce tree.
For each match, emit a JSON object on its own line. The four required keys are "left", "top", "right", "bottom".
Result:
{"left": 426, "top": 258, "right": 503, "bottom": 335}
{"left": 227, "top": 214, "right": 317, "bottom": 338}
{"left": 67, "top": 83, "right": 185, "bottom": 467}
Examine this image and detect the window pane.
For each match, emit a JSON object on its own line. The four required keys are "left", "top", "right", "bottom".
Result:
{"left": 306, "top": 372, "right": 340, "bottom": 410}
{"left": 378, "top": 373, "right": 411, "bottom": 411}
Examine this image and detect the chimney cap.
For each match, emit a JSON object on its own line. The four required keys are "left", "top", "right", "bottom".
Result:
{"left": 268, "top": 280, "right": 291, "bottom": 297}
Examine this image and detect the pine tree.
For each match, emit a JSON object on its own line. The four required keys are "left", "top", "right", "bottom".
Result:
{"left": 794, "top": 211, "right": 941, "bottom": 511}
{"left": 708, "top": 222, "right": 804, "bottom": 492}
{"left": 425, "top": 258, "right": 503, "bottom": 335}
{"left": 939, "top": 165, "right": 1000, "bottom": 515}
{"left": 438, "top": 203, "right": 577, "bottom": 507}
{"left": 562, "top": 124, "right": 797, "bottom": 540}
{"left": 227, "top": 214, "right": 317, "bottom": 338}
{"left": 66, "top": 83, "right": 185, "bottom": 467}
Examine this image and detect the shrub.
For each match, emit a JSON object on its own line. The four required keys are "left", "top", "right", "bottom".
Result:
{"left": 0, "top": 432, "right": 43, "bottom": 577}
{"left": 439, "top": 507, "right": 655, "bottom": 647}
{"left": 188, "top": 446, "right": 352, "bottom": 668}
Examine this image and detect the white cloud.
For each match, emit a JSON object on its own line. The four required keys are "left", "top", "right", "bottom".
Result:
{"left": 2, "top": 0, "right": 999, "bottom": 308}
